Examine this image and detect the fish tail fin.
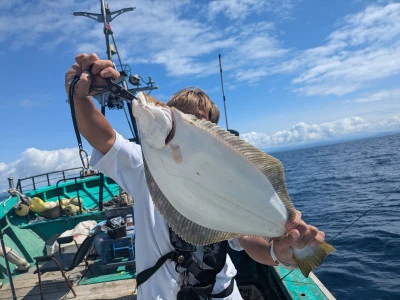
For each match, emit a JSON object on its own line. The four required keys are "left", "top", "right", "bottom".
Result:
{"left": 293, "top": 242, "right": 335, "bottom": 277}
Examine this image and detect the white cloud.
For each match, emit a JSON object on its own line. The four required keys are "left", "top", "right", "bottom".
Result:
{"left": 0, "top": 0, "right": 290, "bottom": 82}
{"left": 241, "top": 116, "right": 400, "bottom": 149}
{"left": 0, "top": 0, "right": 85, "bottom": 50}
{"left": 207, "top": 0, "right": 294, "bottom": 21}
{"left": 0, "top": 148, "right": 83, "bottom": 192}
{"left": 2, "top": 1, "right": 399, "bottom": 92}
{"left": 208, "top": 0, "right": 268, "bottom": 20}
{"left": 351, "top": 88, "right": 400, "bottom": 103}
{"left": 290, "top": 3, "right": 400, "bottom": 96}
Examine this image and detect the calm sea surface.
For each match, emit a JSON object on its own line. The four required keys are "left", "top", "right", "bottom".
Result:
{"left": 273, "top": 133, "right": 400, "bottom": 300}
{"left": 1, "top": 133, "right": 399, "bottom": 299}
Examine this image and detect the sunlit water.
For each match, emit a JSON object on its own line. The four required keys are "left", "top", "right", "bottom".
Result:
{"left": 1, "top": 134, "right": 399, "bottom": 299}
{"left": 273, "top": 133, "right": 400, "bottom": 300}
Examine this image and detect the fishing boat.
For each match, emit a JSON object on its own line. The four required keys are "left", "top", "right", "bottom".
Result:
{"left": 0, "top": 1, "right": 335, "bottom": 299}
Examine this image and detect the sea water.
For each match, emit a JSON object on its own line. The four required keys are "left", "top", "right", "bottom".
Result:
{"left": 1, "top": 133, "right": 399, "bottom": 299}
{"left": 273, "top": 133, "right": 400, "bottom": 300}
{"left": 0, "top": 192, "right": 8, "bottom": 202}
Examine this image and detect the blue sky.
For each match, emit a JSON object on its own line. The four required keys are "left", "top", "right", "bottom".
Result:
{"left": 1, "top": 0, "right": 400, "bottom": 191}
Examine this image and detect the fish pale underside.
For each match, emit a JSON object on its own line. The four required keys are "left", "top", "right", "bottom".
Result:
{"left": 131, "top": 92, "right": 335, "bottom": 277}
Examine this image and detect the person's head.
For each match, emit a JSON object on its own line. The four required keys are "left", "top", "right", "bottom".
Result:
{"left": 167, "top": 87, "right": 220, "bottom": 124}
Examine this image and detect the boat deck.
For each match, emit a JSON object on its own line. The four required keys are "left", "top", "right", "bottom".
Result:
{"left": 0, "top": 259, "right": 137, "bottom": 299}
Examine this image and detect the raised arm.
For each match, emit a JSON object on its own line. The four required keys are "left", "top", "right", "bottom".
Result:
{"left": 64, "top": 53, "right": 120, "bottom": 154}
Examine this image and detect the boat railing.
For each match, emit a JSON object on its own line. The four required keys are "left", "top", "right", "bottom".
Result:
{"left": 15, "top": 167, "right": 92, "bottom": 194}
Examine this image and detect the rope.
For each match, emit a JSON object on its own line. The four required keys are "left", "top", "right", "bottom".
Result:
{"left": 68, "top": 76, "right": 89, "bottom": 171}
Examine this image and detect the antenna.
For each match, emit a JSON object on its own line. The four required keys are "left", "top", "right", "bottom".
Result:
{"left": 219, "top": 54, "right": 229, "bottom": 130}
{"left": 219, "top": 54, "right": 239, "bottom": 137}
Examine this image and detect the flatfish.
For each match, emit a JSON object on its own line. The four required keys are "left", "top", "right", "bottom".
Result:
{"left": 132, "top": 92, "right": 335, "bottom": 277}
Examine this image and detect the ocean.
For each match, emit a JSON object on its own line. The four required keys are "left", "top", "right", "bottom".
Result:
{"left": 272, "top": 133, "right": 400, "bottom": 300}
{"left": 0, "top": 191, "right": 9, "bottom": 201}
{"left": 1, "top": 133, "right": 399, "bottom": 299}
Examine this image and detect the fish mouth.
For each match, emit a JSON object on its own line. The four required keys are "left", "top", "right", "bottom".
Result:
{"left": 165, "top": 108, "right": 176, "bottom": 145}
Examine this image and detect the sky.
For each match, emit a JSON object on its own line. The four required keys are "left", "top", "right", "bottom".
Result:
{"left": 1, "top": 0, "right": 400, "bottom": 191}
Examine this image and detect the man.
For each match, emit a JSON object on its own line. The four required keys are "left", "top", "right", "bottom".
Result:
{"left": 65, "top": 53, "right": 325, "bottom": 299}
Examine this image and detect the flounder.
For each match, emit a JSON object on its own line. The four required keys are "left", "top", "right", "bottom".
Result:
{"left": 131, "top": 92, "right": 335, "bottom": 277}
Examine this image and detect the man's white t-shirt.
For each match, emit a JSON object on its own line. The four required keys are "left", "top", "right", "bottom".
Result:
{"left": 91, "top": 132, "right": 243, "bottom": 299}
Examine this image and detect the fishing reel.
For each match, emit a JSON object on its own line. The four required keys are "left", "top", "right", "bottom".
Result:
{"left": 92, "top": 67, "right": 158, "bottom": 110}
{"left": 106, "top": 94, "right": 124, "bottom": 110}
{"left": 92, "top": 92, "right": 125, "bottom": 110}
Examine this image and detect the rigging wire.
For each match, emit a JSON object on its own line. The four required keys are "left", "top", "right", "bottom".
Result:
{"left": 123, "top": 105, "right": 135, "bottom": 136}
{"left": 109, "top": 29, "right": 136, "bottom": 139}
{"left": 106, "top": 23, "right": 141, "bottom": 144}
{"left": 110, "top": 32, "right": 125, "bottom": 74}
{"left": 327, "top": 182, "right": 400, "bottom": 244}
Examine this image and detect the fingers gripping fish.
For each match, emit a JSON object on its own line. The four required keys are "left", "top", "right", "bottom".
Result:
{"left": 131, "top": 92, "right": 335, "bottom": 278}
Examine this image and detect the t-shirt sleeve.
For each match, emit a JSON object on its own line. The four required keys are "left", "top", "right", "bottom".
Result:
{"left": 90, "top": 131, "right": 144, "bottom": 195}
{"left": 228, "top": 238, "right": 244, "bottom": 251}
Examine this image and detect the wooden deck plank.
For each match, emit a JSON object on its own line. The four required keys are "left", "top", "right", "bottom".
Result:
{"left": 0, "top": 261, "right": 137, "bottom": 299}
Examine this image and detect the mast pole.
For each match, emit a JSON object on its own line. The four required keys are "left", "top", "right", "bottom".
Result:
{"left": 98, "top": 0, "right": 109, "bottom": 211}
{"left": 219, "top": 54, "right": 229, "bottom": 130}
{"left": 100, "top": 0, "right": 112, "bottom": 60}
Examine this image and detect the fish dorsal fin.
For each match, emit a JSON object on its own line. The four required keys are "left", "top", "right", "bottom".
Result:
{"left": 195, "top": 119, "right": 296, "bottom": 222}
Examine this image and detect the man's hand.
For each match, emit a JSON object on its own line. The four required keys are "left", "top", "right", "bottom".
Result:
{"left": 272, "top": 210, "right": 325, "bottom": 265}
{"left": 64, "top": 53, "right": 120, "bottom": 100}
{"left": 238, "top": 210, "right": 325, "bottom": 267}
{"left": 63, "top": 53, "right": 119, "bottom": 154}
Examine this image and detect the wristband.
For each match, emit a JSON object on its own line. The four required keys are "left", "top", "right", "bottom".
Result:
{"left": 270, "top": 240, "right": 298, "bottom": 270}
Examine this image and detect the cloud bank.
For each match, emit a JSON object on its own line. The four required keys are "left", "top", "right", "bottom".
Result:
{"left": 0, "top": 148, "right": 83, "bottom": 192}
{"left": 241, "top": 116, "right": 400, "bottom": 150}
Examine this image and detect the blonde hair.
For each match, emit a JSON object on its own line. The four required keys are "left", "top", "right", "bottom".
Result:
{"left": 167, "top": 87, "right": 220, "bottom": 124}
